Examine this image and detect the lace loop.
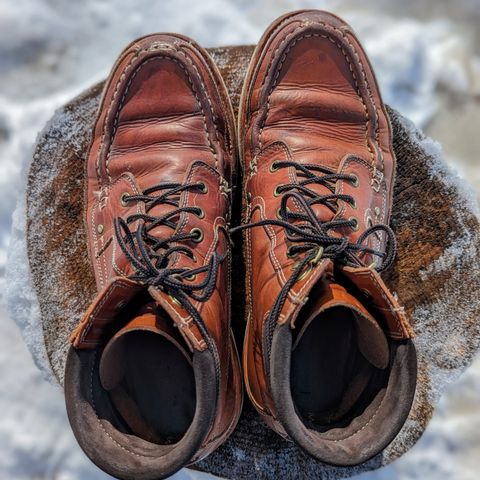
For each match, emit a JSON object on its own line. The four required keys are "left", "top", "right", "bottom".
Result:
{"left": 113, "top": 180, "right": 223, "bottom": 320}
{"left": 232, "top": 158, "right": 395, "bottom": 272}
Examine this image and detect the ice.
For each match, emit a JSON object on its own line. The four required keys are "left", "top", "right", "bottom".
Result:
{"left": 1, "top": 0, "right": 480, "bottom": 479}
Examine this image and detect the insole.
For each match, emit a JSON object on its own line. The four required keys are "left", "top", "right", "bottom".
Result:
{"left": 291, "top": 307, "right": 375, "bottom": 426}
{"left": 110, "top": 331, "right": 196, "bottom": 444}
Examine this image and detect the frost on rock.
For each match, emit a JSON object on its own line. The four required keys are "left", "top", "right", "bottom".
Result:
{"left": 404, "top": 112, "right": 480, "bottom": 401}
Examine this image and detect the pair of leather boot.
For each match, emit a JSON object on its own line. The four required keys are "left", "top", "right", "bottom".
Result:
{"left": 65, "top": 10, "right": 417, "bottom": 480}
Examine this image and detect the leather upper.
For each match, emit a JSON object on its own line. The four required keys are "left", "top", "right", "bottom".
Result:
{"left": 240, "top": 10, "right": 413, "bottom": 428}
{"left": 70, "top": 33, "right": 241, "bottom": 462}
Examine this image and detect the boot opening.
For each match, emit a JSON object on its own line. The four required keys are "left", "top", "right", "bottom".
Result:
{"left": 99, "top": 313, "right": 196, "bottom": 445}
{"left": 291, "top": 306, "right": 389, "bottom": 430}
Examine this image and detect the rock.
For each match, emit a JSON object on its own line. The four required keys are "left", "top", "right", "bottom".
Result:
{"left": 24, "top": 45, "right": 480, "bottom": 479}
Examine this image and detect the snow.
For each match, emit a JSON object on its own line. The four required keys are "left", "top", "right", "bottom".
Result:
{"left": 1, "top": 0, "right": 479, "bottom": 479}
{"left": 344, "top": 15, "right": 474, "bottom": 127}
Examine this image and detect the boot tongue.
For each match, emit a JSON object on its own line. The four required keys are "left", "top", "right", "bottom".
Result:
{"left": 99, "top": 303, "right": 191, "bottom": 391}
{"left": 293, "top": 277, "right": 389, "bottom": 369}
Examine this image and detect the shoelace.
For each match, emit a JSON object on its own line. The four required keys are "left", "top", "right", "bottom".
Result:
{"left": 114, "top": 180, "right": 223, "bottom": 334}
{"left": 230, "top": 157, "right": 396, "bottom": 369}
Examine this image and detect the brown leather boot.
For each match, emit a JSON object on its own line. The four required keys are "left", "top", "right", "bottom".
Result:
{"left": 65, "top": 34, "right": 242, "bottom": 480}
{"left": 236, "top": 10, "right": 417, "bottom": 466}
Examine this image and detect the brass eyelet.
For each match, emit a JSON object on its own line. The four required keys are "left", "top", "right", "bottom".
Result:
{"left": 191, "top": 227, "right": 204, "bottom": 243}
{"left": 276, "top": 207, "right": 282, "bottom": 219}
{"left": 269, "top": 161, "right": 279, "bottom": 173}
{"left": 349, "top": 217, "right": 359, "bottom": 231}
{"left": 350, "top": 174, "right": 359, "bottom": 187}
{"left": 350, "top": 198, "right": 357, "bottom": 209}
{"left": 97, "top": 224, "right": 104, "bottom": 234}
{"left": 196, "top": 208, "right": 205, "bottom": 219}
{"left": 362, "top": 288, "right": 372, "bottom": 298}
{"left": 310, "top": 246, "right": 324, "bottom": 266}
{"left": 120, "top": 192, "right": 130, "bottom": 207}
{"left": 273, "top": 185, "right": 283, "bottom": 197}
{"left": 374, "top": 206, "right": 381, "bottom": 217}
{"left": 185, "top": 273, "right": 197, "bottom": 281}
{"left": 115, "top": 300, "right": 127, "bottom": 311}
{"left": 246, "top": 191, "right": 252, "bottom": 202}
{"left": 169, "top": 294, "right": 181, "bottom": 306}
{"left": 297, "top": 262, "right": 313, "bottom": 282}
{"left": 287, "top": 247, "right": 298, "bottom": 259}
{"left": 198, "top": 182, "right": 208, "bottom": 194}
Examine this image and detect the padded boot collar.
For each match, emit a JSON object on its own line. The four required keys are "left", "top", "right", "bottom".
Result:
{"left": 292, "top": 277, "right": 389, "bottom": 369}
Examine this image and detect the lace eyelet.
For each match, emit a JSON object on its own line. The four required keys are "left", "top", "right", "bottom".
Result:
{"left": 97, "top": 224, "right": 104, "bottom": 234}
{"left": 286, "top": 247, "right": 298, "bottom": 259}
{"left": 362, "top": 288, "right": 372, "bottom": 298}
{"left": 190, "top": 227, "right": 204, "bottom": 243}
{"left": 276, "top": 206, "right": 290, "bottom": 219}
{"left": 185, "top": 273, "right": 197, "bottom": 281}
{"left": 350, "top": 174, "right": 359, "bottom": 187}
{"left": 273, "top": 185, "right": 283, "bottom": 197}
{"left": 269, "top": 161, "right": 279, "bottom": 173}
{"left": 195, "top": 208, "right": 205, "bottom": 219}
{"left": 296, "top": 262, "right": 313, "bottom": 282}
{"left": 169, "top": 294, "right": 181, "bottom": 306}
{"left": 350, "top": 198, "right": 357, "bottom": 209}
{"left": 349, "top": 217, "right": 359, "bottom": 231}
{"left": 115, "top": 300, "right": 127, "bottom": 311}
{"left": 120, "top": 192, "right": 130, "bottom": 207}
{"left": 310, "top": 246, "right": 324, "bottom": 265}
{"left": 374, "top": 206, "right": 381, "bottom": 217}
{"left": 198, "top": 182, "right": 208, "bottom": 194}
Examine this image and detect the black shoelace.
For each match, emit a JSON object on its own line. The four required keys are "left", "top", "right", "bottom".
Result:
{"left": 114, "top": 180, "right": 223, "bottom": 338}
{"left": 231, "top": 158, "right": 396, "bottom": 369}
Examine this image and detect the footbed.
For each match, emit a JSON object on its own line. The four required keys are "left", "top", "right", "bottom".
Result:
{"left": 291, "top": 307, "right": 384, "bottom": 429}
{"left": 108, "top": 331, "right": 196, "bottom": 444}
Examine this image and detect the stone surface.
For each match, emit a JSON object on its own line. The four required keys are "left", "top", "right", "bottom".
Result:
{"left": 26, "top": 45, "right": 480, "bottom": 479}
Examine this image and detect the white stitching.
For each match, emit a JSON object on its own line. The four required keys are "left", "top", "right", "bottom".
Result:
{"left": 106, "top": 55, "right": 216, "bottom": 180}
{"left": 90, "top": 351, "right": 151, "bottom": 457}
{"left": 258, "top": 26, "right": 376, "bottom": 167}
{"left": 354, "top": 269, "right": 406, "bottom": 336}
